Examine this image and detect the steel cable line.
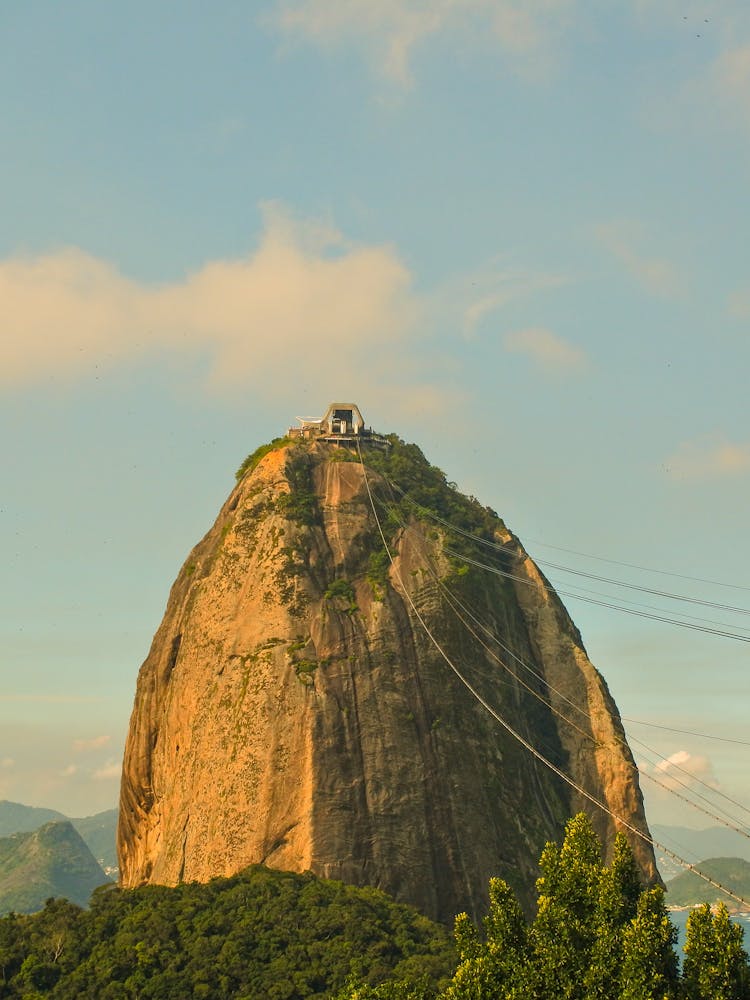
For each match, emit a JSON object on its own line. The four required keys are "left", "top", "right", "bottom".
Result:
{"left": 537, "top": 576, "right": 750, "bottom": 635}
{"left": 367, "top": 458, "right": 750, "bottom": 832}
{"left": 442, "top": 547, "right": 750, "bottom": 643}
{"left": 387, "top": 478, "right": 750, "bottom": 635}
{"left": 356, "top": 442, "right": 750, "bottom": 909}
{"left": 523, "top": 538, "right": 750, "bottom": 594}
{"left": 536, "top": 559, "right": 750, "bottom": 617}
{"left": 387, "top": 479, "right": 750, "bottom": 615}
{"left": 374, "top": 489, "right": 750, "bottom": 833}
{"left": 622, "top": 718, "right": 750, "bottom": 747}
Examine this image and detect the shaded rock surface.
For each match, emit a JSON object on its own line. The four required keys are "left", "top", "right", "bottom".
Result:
{"left": 118, "top": 438, "right": 657, "bottom": 923}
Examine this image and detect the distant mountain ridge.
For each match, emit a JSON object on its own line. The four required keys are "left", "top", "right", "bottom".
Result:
{"left": 666, "top": 857, "right": 750, "bottom": 912}
{"left": 0, "top": 801, "right": 118, "bottom": 873}
{"left": 0, "top": 821, "right": 110, "bottom": 914}
{"left": 652, "top": 824, "right": 750, "bottom": 882}
{"left": 0, "top": 800, "right": 66, "bottom": 837}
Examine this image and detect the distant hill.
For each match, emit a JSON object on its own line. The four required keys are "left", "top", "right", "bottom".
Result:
{"left": 0, "top": 821, "right": 111, "bottom": 914}
{"left": 71, "top": 808, "right": 118, "bottom": 873}
{"left": 0, "top": 800, "right": 66, "bottom": 837}
{"left": 652, "top": 825, "right": 750, "bottom": 881}
{"left": 653, "top": 825, "right": 750, "bottom": 864}
{"left": 666, "top": 857, "right": 750, "bottom": 912}
{"left": 0, "top": 800, "right": 118, "bottom": 875}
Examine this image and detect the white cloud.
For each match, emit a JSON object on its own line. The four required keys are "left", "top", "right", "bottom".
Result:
{"left": 665, "top": 434, "right": 750, "bottom": 480}
{"left": 640, "top": 749, "right": 718, "bottom": 792}
{"left": 0, "top": 203, "right": 445, "bottom": 416}
{"left": 270, "top": 0, "right": 573, "bottom": 85}
{"left": 503, "top": 326, "right": 587, "bottom": 372}
{"left": 93, "top": 760, "right": 122, "bottom": 781}
{"left": 0, "top": 204, "right": 578, "bottom": 423}
{"left": 728, "top": 288, "right": 750, "bottom": 317}
{"left": 595, "top": 221, "right": 682, "bottom": 298}
{"left": 73, "top": 735, "right": 111, "bottom": 753}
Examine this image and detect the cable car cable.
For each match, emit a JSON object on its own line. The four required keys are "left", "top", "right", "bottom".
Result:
{"left": 375, "top": 490, "right": 750, "bottom": 832}
{"left": 357, "top": 442, "right": 750, "bottom": 909}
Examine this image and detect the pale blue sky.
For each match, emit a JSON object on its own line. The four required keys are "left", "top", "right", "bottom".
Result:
{"left": 1, "top": 1, "right": 748, "bottom": 846}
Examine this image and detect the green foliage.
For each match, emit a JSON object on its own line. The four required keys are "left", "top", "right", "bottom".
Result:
{"left": 367, "top": 550, "right": 391, "bottom": 600}
{"left": 364, "top": 437, "right": 509, "bottom": 585}
{"left": 0, "top": 822, "right": 109, "bottom": 915}
{"left": 529, "top": 814, "right": 606, "bottom": 999}
{"left": 365, "top": 436, "right": 504, "bottom": 542}
{"left": 4, "top": 817, "right": 749, "bottom": 1000}
{"left": 325, "top": 579, "right": 358, "bottom": 614}
{"left": 275, "top": 454, "right": 321, "bottom": 526}
{"left": 235, "top": 437, "right": 292, "bottom": 482}
{"left": 584, "top": 831, "right": 643, "bottom": 998}
{"left": 328, "top": 448, "right": 359, "bottom": 464}
{"left": 325, "top": 579, "right": 356, "bottom": 603}
{"left": 619, "top": 888, "right": 678, "bottom": 1000}
{"left": 0, "top": 867, "right": 455, "bottom": 999}
{"left": 443, "top": 879, "right": 529, "bottom": 999}
{"left": 430, "top": 814, "right": 749, "bottom": 1000}
{"left": 683, "top": 903, "right": 750, "bottom": 1000}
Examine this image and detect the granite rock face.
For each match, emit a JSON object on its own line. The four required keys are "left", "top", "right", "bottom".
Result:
{"left": 118, "top": 439, "right": 657, "bottom": 923}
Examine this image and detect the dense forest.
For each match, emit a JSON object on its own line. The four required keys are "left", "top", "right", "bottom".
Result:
{"left": 0, "top": 815, "right": 748, "bottom": 999}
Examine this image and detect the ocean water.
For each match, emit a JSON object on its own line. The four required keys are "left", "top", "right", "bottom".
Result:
{"left": 669, "top": 909, "right": 750, "bottom": 957}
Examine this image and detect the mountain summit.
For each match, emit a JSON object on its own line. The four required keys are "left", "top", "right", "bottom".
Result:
{"left": 118, "top": 422, "right": 657, "bottom": 923}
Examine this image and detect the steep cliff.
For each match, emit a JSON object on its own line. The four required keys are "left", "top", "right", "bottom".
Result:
{"left": 118, "top": 436, "right": 657, "bottom": 923}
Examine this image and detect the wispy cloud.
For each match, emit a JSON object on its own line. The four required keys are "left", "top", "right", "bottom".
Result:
{"left": 639, "top": 749, "right": 718, "bottom": 792}
{"left": 270, "top": 0, "right": 573, "bottom": 85}
{"left": 73, "top": 735, "right": 111, "bottom": 753}
{"left": 728, "top": 287, "right": 750, "bottom": 318}
{"left": 93, "top": 760, "right": 121, "bottom": 781}
{"left": 595, "top": 221, "right": 682, "bottom": 298}
{"left": 0, "top": 758, "right": 14, "bottom": 769}
{"left": 665, "top": 434, "right": 750, "bottom": 480}
{"left": 711, "top": 43, "right": 750, "bottom": 126}
{"left": 60, "top": 764, "right": 77, "bottom": 778}
{"left": 503, "top": 326, "right": 588, "bottom": 373}
{"left": 0, "top": 203, "right": 456, "bottom": 418}
{"left": 459, "top": 266, "right": 569, "bottom": 336}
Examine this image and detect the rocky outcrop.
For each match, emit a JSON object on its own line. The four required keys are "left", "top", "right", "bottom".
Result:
{"left": 118, "top": 438, "right": 657, "bottom": 923}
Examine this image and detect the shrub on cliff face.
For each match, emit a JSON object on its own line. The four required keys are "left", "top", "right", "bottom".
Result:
{"left": 235, "top": 437, "right": 292, "bottom": 482}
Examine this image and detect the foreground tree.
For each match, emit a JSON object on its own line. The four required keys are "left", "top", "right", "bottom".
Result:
{"left": 529, "top": 814, "right": 608, "bottom": 999}
{"left": 441, "top": 878, "right": 529, "bottom": 999}
{"left": 682, "top": 902, "right": 750, "bottom": 1000}
{"left": 584, "top": 831, "right": 643, "bottom": 999}
{"left": 437, "top": 815, "right": 686, "bottom": 1000}
{"left": 619, "top": 887, "right": 679, "bottom": 1000}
